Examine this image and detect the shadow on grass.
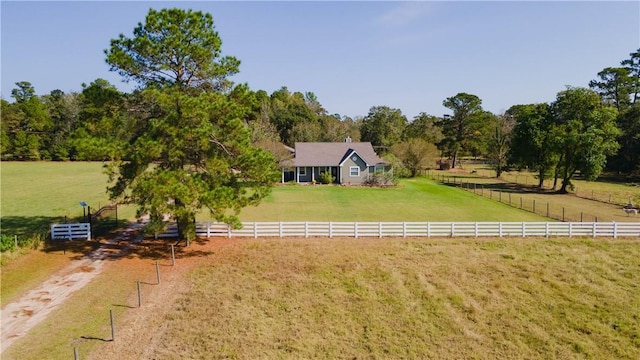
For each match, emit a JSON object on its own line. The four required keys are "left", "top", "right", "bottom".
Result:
{"left": 4, "top": 215, "right": 218, "bottom": 261}
{"left": 1, "top": 215, "right": 73, "bottom": 237}
{"left": 441, "top": 179, "right": 565, "bottom": 195}
{"left": 80, "top": 335, "right": 111, "bottom": 342}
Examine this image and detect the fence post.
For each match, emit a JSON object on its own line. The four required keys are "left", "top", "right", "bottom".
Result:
{"left": 581, "top": 213, "right": 583, "bottom": 222}
{"left": 137, "top": 281, "right": 141, "bottom": 307}
{"left": 74, "top": 347, "right": 79, "bottom": 360}
{"left": 110, "top": 309, "right": 115, "bottom": 341}
{"left": 562, "top": 208, "right": 565, "bottom": 222}
{"left": 171, "top": 245, "right": 175, "bottom": 266}
{"left": 613, "top": 222, "right": 618, "bottom": 239}
{"left": 378, "top": 222, "right": 383, "bottom": 238}
{"left": 156, "top": 260, "right": 160, "bottom": 285}
{"left": 354, "top": 222, "right": 358, "bottom": 238}
{"left": 545, "top": 222, "right": 549, "bottom": 238}
{"left": 427, "top": 222, "right": 431, "bottom": 238}
{"left": 305, "top": 222, "right": 309, "bottom": 238}
{"left": 329, "top": 222, "right": 333, "bottom": 238}
{"left": 520, "top": 197, "right": 523, "bottom": 209}
{"left": 450, "top": 222, "right": 455, "bottom": 237}
{"left": 509, "top": 193, "right": 511, "bottom": 206}
{"left": 403, "top": 222, "right": 407, "bottom": 238}
{"left": 569, "top": 222, "right": 573, "bottom": 238}
{"left": 474, "top": 222, "right": 479, "bottom": 237}
{"left": 254, "top": 222, "right": 258, "bottom": 239}
{"left": 279, "top": 222, "right": 283, "bottom": 237}
{"left": 522, "top": 222, "right": 526, "bottom": 237}
{"left": 592, "top": 222, "right": 597, "bottom": 238}
{"left": 14, "top": 235, "right": 17, "bottom": 249}
{"left": 227, "top": 224, "right": 231, "bottom": 238}
{"left": 499, "top": 191, "right": 502, "bottom": 202}
{"left": 533, "top": 200, "right": 536, "bottom": 214}
{"left": 499, "top": 222, "right": 503, "bottom": 237}
{"left": 547, "top": 203, "right": 550, "bottom": 218}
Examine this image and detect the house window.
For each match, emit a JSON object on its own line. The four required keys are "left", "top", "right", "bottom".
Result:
{"left": 299, "top": 167, "right": 307, "bottom": 176}
{"left": 350, "top": 166, "right": 360, "bottom": 177}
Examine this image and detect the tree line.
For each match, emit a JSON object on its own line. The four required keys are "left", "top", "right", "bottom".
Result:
{"left": 1, "top": 8, "right": 638, "bottom": 204}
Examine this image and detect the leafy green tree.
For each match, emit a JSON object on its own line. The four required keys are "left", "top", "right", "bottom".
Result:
{"left": 70, "top": 79, "right": 131, "bottom": 161}
{"left": 105, "top": 8, "right": 279, "bottom": 241}
{"left": 621, "top": 48, "right": 640, "bottom": 104}
{"left": 268, "top": 87, "right": 318, "bottom": 145}
{"left": 486, "top": 113, "right": 514, "bottom": 178}
{"left": 105, "top": 8, "right": 239, "bottom": 92}
{"left": 588, "top": 67, "right": 633, "bottom": 111}
{"left": 440, "top": 93, "right": 485, "bottom": 168}
{"left": 404, "top": 112, "right": 443, "bottom": 144}
{"left": 551, "top": 87, "right": 619, "bottom": 193}
{"left": 508, "top": 104, "right": 559, "bottom": 188}
{"left": 7, "top": 82, "right": 51, "bottom": 160}
{"left": 360, "top": 106, "right": 407, "bottom": 150}
{"left": 43, "top": 89, "right": 81, "bottom": 160}
{"left": 607, "top": 102, "right": 640, "bottom": 175}
{"left": 391, "top": 138, "right": 439, "bottom": 177}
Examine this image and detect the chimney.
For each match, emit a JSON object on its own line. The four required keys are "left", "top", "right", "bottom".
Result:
{"left": 345, "top": 136, "right": 352, "bottom": 143}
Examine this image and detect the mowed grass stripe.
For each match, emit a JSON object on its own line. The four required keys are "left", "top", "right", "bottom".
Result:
{"left": 235, "top": 178, "right": 547, "bottom": 222}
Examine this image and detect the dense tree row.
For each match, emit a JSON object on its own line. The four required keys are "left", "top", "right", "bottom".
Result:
{"left": 1, "top": 8, "right": 638, "bottom": 194}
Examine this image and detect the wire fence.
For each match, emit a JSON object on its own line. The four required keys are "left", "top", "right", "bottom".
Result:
{"left": 430, "top": 174, "right": 623, "bottom": 223}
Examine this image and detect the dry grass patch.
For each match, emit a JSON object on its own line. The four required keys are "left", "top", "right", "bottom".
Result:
{"left": 140, "top": 237, "right": 640, "bottom": 359}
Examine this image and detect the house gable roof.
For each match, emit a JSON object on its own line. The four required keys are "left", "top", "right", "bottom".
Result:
{"left": 294, "top": 142, "right": 386, "bottom": 167}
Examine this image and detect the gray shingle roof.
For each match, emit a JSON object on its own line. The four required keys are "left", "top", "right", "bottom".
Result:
{"left": 294, "top": 142, "right": 386, "bottom": 167}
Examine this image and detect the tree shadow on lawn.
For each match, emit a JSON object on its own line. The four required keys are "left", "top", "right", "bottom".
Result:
{"left": 442, "top": 179, "right": 563, "bottom": 195}
{"left": 1, "top": 215, "right": 71, "bottom": 237}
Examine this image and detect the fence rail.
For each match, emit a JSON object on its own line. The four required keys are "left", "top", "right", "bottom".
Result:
{"left": 50, "top": 223, "right": 91, "bottom": 240}
{"left": 149, "top": 221, "right": 640, "bottom": 239}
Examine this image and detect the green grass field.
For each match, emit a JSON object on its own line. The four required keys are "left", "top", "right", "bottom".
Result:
{"left": 235, "top": 178, "right": 547, "bottom": 222}
{"left": 0, "top": 162, "right": 137, "bottom": 238}
{"left": 1, "top": 162, "right": 546, "bottom": 241}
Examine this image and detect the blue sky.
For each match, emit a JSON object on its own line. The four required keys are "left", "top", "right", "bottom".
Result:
{"left": 2, "top": 1, "right": 638, "bottom": 119}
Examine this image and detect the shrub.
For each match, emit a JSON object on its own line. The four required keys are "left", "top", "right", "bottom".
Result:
{"left": 318, "top": 171, "right": 335, "bottom": 184}
{"left": 365, "top": 170, "right": 398, "bottom": 186}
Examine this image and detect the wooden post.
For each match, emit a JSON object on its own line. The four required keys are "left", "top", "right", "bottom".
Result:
{"left": 171, "top": 245, "right": 175, "bottom": 266}
{"left": 562, "top": 208, "right": 565, "bottom": 222}
{"left": 547, "top": 203, "right": 550, "bottom": 218}
{"left": 14, "top": 235, "right": 17, "bottom": 248}
{"left": 110, "top": 309, "right": 115, "bottom": 341}
{"left": 74, "top": 347, "right": 79, "bottom": 360}
{"left": 156, "top": 260, "right": 160, "bottom": 285}
{"left": 137, "top": 281, "right": 141, "bottom": 308}
{"left": 533, "top": 200, "right": 536, "bottom": 214}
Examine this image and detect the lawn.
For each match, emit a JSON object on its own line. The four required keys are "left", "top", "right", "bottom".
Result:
{"left": 6, "top": 237, "right": 637, "bottom": 359}
{"left": 234, "top": 178, "right": 547, "bottom": 222}
{"left": 0, "top": 162, "right": 137, "bottom": 239}
{"left": 1, "top": 162, "right": 546, "bottom": 241}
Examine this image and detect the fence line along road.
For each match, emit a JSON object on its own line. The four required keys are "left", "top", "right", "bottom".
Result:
{"left": 147, "top": 221, "right": 640, "bottom": 239}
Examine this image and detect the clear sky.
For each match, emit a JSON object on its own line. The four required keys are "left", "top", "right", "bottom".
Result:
{"left": 2, "top": 1, "right": 638, "bottom": 119}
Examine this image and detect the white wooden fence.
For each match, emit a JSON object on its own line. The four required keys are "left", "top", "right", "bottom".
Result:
{"left": 50, "top": 223, "right": 91, "bottom": 240}
{"left": 151, "top": 221, "right": 640, "bottom": 239}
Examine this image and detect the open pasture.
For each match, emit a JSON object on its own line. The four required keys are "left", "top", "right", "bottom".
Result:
{"left": 3, "top": 236, "right": 639, "bottom": 359}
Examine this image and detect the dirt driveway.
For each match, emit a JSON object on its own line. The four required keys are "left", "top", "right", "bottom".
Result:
{"left": 0, "top": 224, "right": 143, "bottom": 354}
